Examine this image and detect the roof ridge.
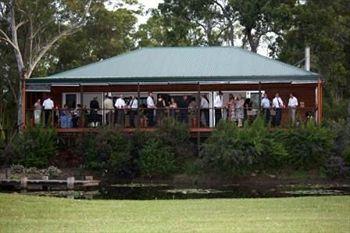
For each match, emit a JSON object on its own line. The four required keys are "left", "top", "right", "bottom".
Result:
{"left": 233, "top": 46, "right": 317, "bottom": 75}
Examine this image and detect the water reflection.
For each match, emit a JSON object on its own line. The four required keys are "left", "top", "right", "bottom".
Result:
{"left": 2, "top": 183, "right": 350, "bottom": 200}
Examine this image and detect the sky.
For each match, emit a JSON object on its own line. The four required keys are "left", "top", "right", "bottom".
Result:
{"left": 137, "top": 0, "right": 163, "bottom": 24}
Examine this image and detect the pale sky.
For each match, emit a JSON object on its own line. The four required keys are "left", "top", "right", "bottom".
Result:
{"left": 137, "top": 0, "right": 163, "bottom": 24}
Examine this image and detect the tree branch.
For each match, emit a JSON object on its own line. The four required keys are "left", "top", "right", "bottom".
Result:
{"left": 0, "top": 29, "right": 20, "bottom": 52}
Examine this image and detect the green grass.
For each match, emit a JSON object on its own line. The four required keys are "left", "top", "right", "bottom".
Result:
{"left": 0, "top": 194, "right": 350, "bottom": 233}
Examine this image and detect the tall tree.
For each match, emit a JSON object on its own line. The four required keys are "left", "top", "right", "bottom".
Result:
{"left": 0, "top": 0, "right": 94, "bottom": 130}
{"left": 275, "top": 0, "right": 350, "bottom": 120}
{"left": 229, "top": 0, "right": 295, "bottom": 53}
{"left": 39, "top": 5, "right": 138, "bottom": 75}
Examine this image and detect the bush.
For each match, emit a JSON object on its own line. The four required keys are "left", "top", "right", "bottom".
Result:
{"left": 10, "top": 126, "right": 58, "bottom": 168}
{"left": 138, "top": 139, "right": 176, "bottom": 178}
{"left": 200, "top": 118, "right": 287, "bottom": 175}
{"left": 323, "top": 156, "right": 347, "bottom": 179}
{"left": 78, "top": 128, "right": 133, "bottom": 177}
{"left": 156, "top": 117, "right": 194, "bottom": 166}
{"left": 327, "top": 120, "right": 350, "bottom": 165}
{"left": 280, "top": 122, "right": 334, "bottom": 170}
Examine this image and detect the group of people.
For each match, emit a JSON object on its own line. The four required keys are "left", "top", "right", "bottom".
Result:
{"left": 261, "top": 92, "right": 299, "bottom": 126}
{"left": 33, "top": 91, "right": 299, "bottom": 128}
{"left": 33, "top": 97, "right": 83, "bottom": 128}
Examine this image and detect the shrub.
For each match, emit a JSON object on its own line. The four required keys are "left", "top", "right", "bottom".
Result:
{"left": 200, "top": 117, "right": 287, "bottom": 175}
{"left": 280, "top": 122, "right": 334, "bottom": 170}
{"left": 156, "top": 117, "right": 194, "bottom": 166}
{"left": 200, "top": 121, "right": 256, "bottom": 175}
{"left": 323, "top": 156, "right": 347, "bottom": 179}
{"left": 138, "top": 139, "right": 176, "bottom": 178}
{"left": 327, "top": 120, "right": 350, "bottom": 165}
{"left": 46, "top": 166, "right": 62, "bottom": 178}
{"left": 10, "top": 164, "right": 25, "bottom": 173}
{"left": 11, "top": 126, "right": 58, "bottom": 168}
{"left": 78, "top": 128, "right": 133, "bottom": 177}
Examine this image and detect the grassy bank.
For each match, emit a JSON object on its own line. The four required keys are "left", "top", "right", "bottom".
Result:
{"left": 0, "top": 194, "right": 349, "bottom": 232}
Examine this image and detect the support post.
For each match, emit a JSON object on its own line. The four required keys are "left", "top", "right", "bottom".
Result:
{"left": 67, "top": 177, "right": 75, "bottom": 190}
{"left": 317, "top": 79, "right": 323, "bottom": 124}
{"left": 258, "top": 82, "right": 262, "bottom": 114}
{"left": 137, "top": 82, "right": 141, "bottom": 129}
{"left": 197, "top": 82, "right": 201, "bottom": 155}
{"left": 80, "top": 84, "right": 84, "bottom": 128}
{"left": 20, "top": 176, "right": 28, "bottom": 189}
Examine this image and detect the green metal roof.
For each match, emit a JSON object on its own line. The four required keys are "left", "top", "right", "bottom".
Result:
{"left": 28, "top": 47, "right": 319, "bottom": 84}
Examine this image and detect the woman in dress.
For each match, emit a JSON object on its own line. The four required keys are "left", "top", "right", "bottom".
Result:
{"left": 156, "top": 95, "right": 166, "bottom": 125}
{"left": 235, "top": 95, "right": 245, "bottom": 127}
{"left": 227, "top": 94, "right": 235, "bottom": 122}
{"left": 33, "top": 99, "right": 42, "bottom": 125}
{"left": 169, "top": 97, "right": 178, "bottom": 119}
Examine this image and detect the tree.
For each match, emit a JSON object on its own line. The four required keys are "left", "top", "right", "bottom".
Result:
{"left": 229, "top": 0, "right": 295, "bottom": 53}
{"left": 0, "top": 0, "right": 94, "bottom": 130}
{"left": 274, "top": 0, "right": 350, "bottom": 120}
{"left": 42, "top": 5, "right": 138, "bottom": 75}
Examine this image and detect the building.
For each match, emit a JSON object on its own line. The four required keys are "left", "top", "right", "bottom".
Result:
{"left": 26, "top": 47, "right": 322, "bottom": 132}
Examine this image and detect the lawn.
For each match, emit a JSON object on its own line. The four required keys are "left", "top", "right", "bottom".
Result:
{"left": 0, "top": 194, "right": 349, "bottom": 233}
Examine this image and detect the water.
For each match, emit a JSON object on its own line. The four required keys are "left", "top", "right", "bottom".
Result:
{"left": 2, "top": 183, "right": 350, "bottom": 199}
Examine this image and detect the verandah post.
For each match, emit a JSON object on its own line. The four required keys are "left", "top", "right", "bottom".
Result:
{"left": 137, "top": 82, "right": 140, "bottom": 129}
{"left": 197, "top": 82, "right": 201, "bottom": 155}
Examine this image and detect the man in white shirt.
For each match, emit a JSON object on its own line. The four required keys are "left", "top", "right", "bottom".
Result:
{"left": 272, "top": 92, "right": 284, "bottom": 127}
{"left": 115, "top": 94, "right": 126, "bottom": 127}
{"left": 42, "top": 96, "right": 54, "bottom": 127}
{"left": 288, "top": 93, "right": 299, "bottom": 126}
{"left": 103, "top": 94, "right": 114, "bottom": 125}
{"left": 146, "top": 92, "right": 156, "bottom": 126}
{"left": 260, "top": 93, "right": 271, "bottom": 125}
{"left": 214, "top": 91, "right": 223, "bottom": 125}
{"left": 128, "top": 95, "right": 138, "bottom": 128}
{"left": 200, "top": 95, "right": 209, "bottom": 127}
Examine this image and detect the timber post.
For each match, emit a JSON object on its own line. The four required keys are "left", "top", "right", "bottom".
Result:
{"left": 67, "top": 177, "right": 75, "bottom": 190}
{"left": 20, "top": 176, "right": 28, "bottom": 189}
{"left": 317, "top": 79, "right": 323, "bottom": 124}
{"left": 21, "top": 69, "right": 26, "bottom": 130}
{"left": 197, "top": 82, "right": 201, "bottom": 155}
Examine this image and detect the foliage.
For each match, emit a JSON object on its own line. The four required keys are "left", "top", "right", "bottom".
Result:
{"left": 77, "top": 128, "right": 134, "bottom": 177}
{"left": 47, "top": 5, "right": 138, "bottom": 75}
{"left": 275, "top": 0, "right": 350, "bottom": 118}
{"left": 326, "top": 120, "right": 350, "bottom": 164}
{"left": 280, "top": 122, "right": 334, "bottom": 170}
{"left": 323, "top": 156, "right": 347, "bottom": 179}
{"left": 156, "top": 117, "right": 194, "bottom": 162}
{"left": 200, "top": 118, "right": 287, "bottom": 175}
{"left": 9, "top": 126, "right": 58, "bottom": 168}
{"left": 138, "top": 139, "right": 176, "bottom": 178}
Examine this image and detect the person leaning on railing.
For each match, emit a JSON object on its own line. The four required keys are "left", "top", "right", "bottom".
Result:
{"left": 272, "top": 92, "right": 285, "bottom": 127}
{"left": 288, "top": 93, "right": 299, "bottom": 126}
{"left": 261, "top": 93, "right": 271, "bottom": 125}
{"left": 128, "top": 95, "right": 138, "bottom": 128}
{"left": 89, "top": 97, "right": 100, "bottom": 127}
{"left": 103, "top": 94, "right": 114, "bottom": 125}
{"left": 115, "top": 94, "right": 126, "bottom": 127}
{"left": 147, "top": 92, "right": 156, "bottom": 127}
{"left": 169, "top": 97, "right": 178, "bottom": 119}
{"left": 214, "top": 91, "right": 223, "bottom": 126}
{"left": 42, "top": 96, "right": 54, "bottom": 127}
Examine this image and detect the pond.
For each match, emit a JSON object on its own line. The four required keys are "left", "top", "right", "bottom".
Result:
{"left": 4, "top": 183, "right": 350, "bottom": 200}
